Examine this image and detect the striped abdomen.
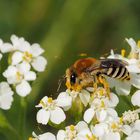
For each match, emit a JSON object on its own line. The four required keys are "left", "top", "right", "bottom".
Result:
{"left": 106, "top": 66, "right": 130, "bottom": 80}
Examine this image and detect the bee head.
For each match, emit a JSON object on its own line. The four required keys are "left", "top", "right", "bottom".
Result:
{"left": 65, "top": 67, "right": 81, "bottom": 91}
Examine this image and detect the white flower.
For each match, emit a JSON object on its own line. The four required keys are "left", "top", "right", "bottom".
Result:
{"left": 66, "top": 89, "right": 90, "bottom": 107}
{"left": 0, "top": 82, "right": 14, "bottom": 110}
{"left": 131, "top": 90, "right": 140, "bottom": 106}
{"left": 125, "top": 120, "right": 140, "bottom": 140}
{"left": 91, "top": 116, "right": 126, "bottom": 140}
{"left": 11, "top": 35, "right": 47, "bottom": 72}
{"left": 30, "top": 131, "right": 56, "bottom": 140}
{"left": 84, "top": 88, "right": 119, "bottom": 123}
{"left": 3, "top": 62, "right": 36, "bottom": 97}
{"left": 36, "top": 96, "right": 66, "bottom": 125}
{"left": 125, "top": 38, "right": 140, "bottom": 59}
{"left": 0, "top": 35, "right": 47, "bottom": 72}
{"left": 57, "top": 121, "right": 92, "bottom": 140}
{"left": 56, "top": 91, "right": 72, "bottom": 111}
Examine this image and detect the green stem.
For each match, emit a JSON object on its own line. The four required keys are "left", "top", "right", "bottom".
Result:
{"left": 19, "top": 98, "right": 27, "bottom": 140}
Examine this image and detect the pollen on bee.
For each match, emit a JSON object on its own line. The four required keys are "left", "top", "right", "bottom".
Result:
{"left": 66, "top": 80, "right": 71, "bottom": 89}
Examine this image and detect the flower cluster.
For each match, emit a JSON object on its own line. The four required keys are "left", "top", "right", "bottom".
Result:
{"left": 31, "top": 38, "right": 140, "bottom": 140}
{"left": 0, "top": 35, "right": 47, "bottom": 110}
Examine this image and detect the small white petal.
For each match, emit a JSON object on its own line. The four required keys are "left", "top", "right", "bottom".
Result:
{"left": 104, "top": 132, "right": 120, "bottom": 140}
{"left": 1, "top": 43, "right": 14, "bottom": 53}
{"left": 126, "top": 132, "right": 140, "bottom": 140}
{"left": 11, "top": 51, "right": 23, "bottom": 65}
{"left": 96, "top": 110, "right": 107, "bottom": 122}
{"left": 24, "top": 71, "right": 36, "bottom": 81}
{"left": 79, "top": 89, "right": 90, "bottom": 106}
{"left": 134, "top": 120, "right": 140, "bottom": 131}
{"left": 83, "top": 108, "right": 95, "bottom": 123}
{"left": 131, "top": 73, "right": 140, "bottom": 89}
{"left": 37, "top": 109, "right": 50, "bottom": 125}
{"left": 93, "top": 123, "right": 107, "bottom": 137}
{"left": 126, "top": 38, "right": 137, "bottom": 51}
{"left": 16, "top": 80, "right": 31, "bottom": 97}
{"left": 122, "top": 125, "right": 132, "bottom": 135}
{"left": 39, "top": 132, "right": 56, "bottom": 140}
{"left": 17, "top": 62, "right": 30, "bottom": 74}
{"left": 3, "top": 65, "right": 17, "bottom": 78}
{"left": 0, "top": 82, "right": 14, "bottom": 110}
{"left": 106, "top": 93, "right": 119, "bottom": 107}
{"left": 31, "top": 56, "right": 47, "bottom": 72}
{"left": 131, "top": 90, "right": 140, "bottom": 106}
{"left": 50, "top": 107, "right": 66, "bottom": 124}
{"left": 76, "top": 121, "right": 91, "bottom": 136}
{"left": 115, "top": 80, "right": 131, "bottom": 95}
{"left": 57, "top": 130, "right": 66, "bottom": 140}
{"left": 31, "top": 43, "right": 44, "bottom": 57}
{"left": 106, "top": 108, "right": 118, "bottom": 118}
{"left": 56, "top": 92, "right": 72, "bottom": 111}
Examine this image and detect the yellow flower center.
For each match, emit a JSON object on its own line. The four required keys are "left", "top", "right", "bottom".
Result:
{"left": 16, "top": 71, "right": 23, "bottom": 81}
{"left": 100, "top": 100, "right": 105, "bottom": 108}
{"left": 111, "top": 122, "right": 118, "bottom": 130}
{"left": 48, "top": 97, "right": 53, "bottom": 103}
{"left": 70, "top": 125, "right": 75, "bottom": 131}
{"left": 23, "top": 51, "right": 33, "bottom": 62}
{"left": 86, "top": 134, "right": 98, "bottom": 140}
{"left": 119, "top": 117, "right": 123, "bottom": 125}
{"left": 121, "top": 49, "right": 126, "bottom": 57}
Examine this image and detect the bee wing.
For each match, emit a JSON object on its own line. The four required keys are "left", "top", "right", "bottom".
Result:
{"left": 85, "top": 58, "right": 128, "bottom": 72}
{"left": 100, "top": 58, "right": 129, "bottom": 68}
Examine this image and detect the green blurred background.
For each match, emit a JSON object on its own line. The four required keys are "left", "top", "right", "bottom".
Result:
{"left": 0, "top": 0, "right": 140, "bottom": 139}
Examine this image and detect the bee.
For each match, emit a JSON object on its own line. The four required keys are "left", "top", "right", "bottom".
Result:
{"left": 65, "top": 58, "right": 130, "bottom": 94}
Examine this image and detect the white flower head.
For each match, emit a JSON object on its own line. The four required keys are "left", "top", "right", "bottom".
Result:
{"left": 0, "top": 82, "right": 14, "bottom": 110}
{"left": 10, "top": 35, "right": 47, "bottom": 72}
{"left": 57, "top": 121, "right": 93, "bottom": 140}
{"left": 3, "top": 62, "right": 36, "bottom": 97}
{"left": 0, "top": 35, "right": 47, "bottom": 72}
{"left": 84, "top": 88, "right": 119, "bottom": 123}
{"left": 36, "top": 96, "right": 66, "bottom": 125}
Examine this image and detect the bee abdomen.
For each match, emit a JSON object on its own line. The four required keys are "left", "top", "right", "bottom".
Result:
{"left": 106, "top": 67, "right": 130, "bottom": 80}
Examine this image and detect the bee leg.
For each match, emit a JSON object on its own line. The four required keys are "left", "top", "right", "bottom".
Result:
{"left": 98, "top": 75, "right": 110, "bottom": 99}
{"left": 93, "top": 75, "right": 98, "bottom": 91}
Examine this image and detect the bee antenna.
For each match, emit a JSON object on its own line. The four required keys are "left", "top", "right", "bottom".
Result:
{"left": 57, "top": 74, "right": 66, "bottom": 92}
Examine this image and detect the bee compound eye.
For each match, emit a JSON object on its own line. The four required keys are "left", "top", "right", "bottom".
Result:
{"left": 70, "top": 73, "right": 77, "bottom": 85}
